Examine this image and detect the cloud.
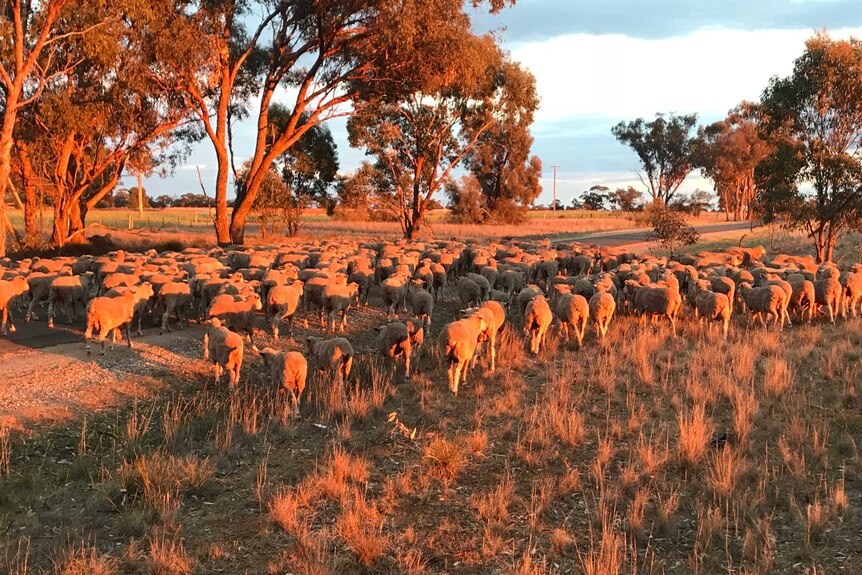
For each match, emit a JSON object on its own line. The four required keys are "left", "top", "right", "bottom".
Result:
{"left": 474, "top": 0, "right": 862, "bottom": 41}
{"left": 513, "top": 27, "right": 862, "bottom": 123}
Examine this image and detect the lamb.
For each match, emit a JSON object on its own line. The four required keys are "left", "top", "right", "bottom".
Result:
{"left": 523, "top": 294, "right": 553, "bottom": 355}
{"left": 624, "top": 281, "right": 682, "bottom": 336}
{"left": 438, "top": 313, "right": 487, "bottom": 395}
{"left": 207, "top": 292, "right": 263, "bottom": 350}
{"left": 457, "top": 277, "right": 482, "bottom": 309}
{"left": 306, "top": 336, "right": 354, "bottom": 386}
{"left": 159, "top": 282, "right": 192, "bottom": 333}
{"left": 322, "top": 282, "right": 359, "bottom": 332}
{"left": 267, "top": 281, "right": 303, "bottom": 340}
{"left": 737, "top": 283, "right": 787, "bottom": 330}
{"left": 588, "top": 291, "right": 616, "bottom": 342}
{"left": 375, "top": 321, "right": 423, "bottom": 379}
{"left": 47, "top": 273, "right": 93, "bottom": 328}
{"left": 555, "top": 292, "right": 589, "bottom": 347}
{"left": 409, "top": 280, "right": 434, "bottom": 332}
{"left": 84, "top": 290, "right": 137, "bottom": 354}
{"left": 814, "top": 277, "right": 843, "bottom": 324}
{"left": 0, "top": 276, "right": 29, "bottom": 335}
{"left": 260, "top": 348, "right": 307, "bottom": 415}
{"left": 203, "top": 318, "right": 244, "bottom": 387}
{"left": 695, "top": 289, "right": 732, "bottom": 340}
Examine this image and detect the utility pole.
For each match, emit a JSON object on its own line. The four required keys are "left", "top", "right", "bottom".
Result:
{"left": 552, "top": 164, "right": 560, "bottom": 213}
{"left": 137, "top": 171, "right": 144, "bottom": 218}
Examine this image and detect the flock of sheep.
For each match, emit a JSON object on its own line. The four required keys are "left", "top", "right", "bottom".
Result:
{"left": 0, "top": 239, "right": 860, "bottom": 411}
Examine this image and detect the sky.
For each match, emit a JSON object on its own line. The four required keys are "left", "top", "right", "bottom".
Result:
{"left": 137, "top": 0, "right": 862, "bottom": 208}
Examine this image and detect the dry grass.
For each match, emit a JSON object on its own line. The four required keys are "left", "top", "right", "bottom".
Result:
{"left": 54, "top": 542, "right": 119, "bottom": 575}
{"left": 677, "top": 403, "right": 712, "bottom": 465}
{"left": 146, "top": 531, "right": 193, "bottom": 575}
{"left": 336, "top": 488, "right": 390, "bottom": 567}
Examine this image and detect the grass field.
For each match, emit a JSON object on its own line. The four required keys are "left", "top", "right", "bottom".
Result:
{"left": 6, "top": 207, "right": 727, "bottom": 243}
{"left": 1, "top": 231, "right": 861, "bottom": 574}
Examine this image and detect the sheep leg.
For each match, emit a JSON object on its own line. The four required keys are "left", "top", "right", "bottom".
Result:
{"left": 125, "top": 324, "right": 133, "bottom": 348}
{"left": 203, "top": 332, "right": 210, "bottom": 361}
{"left": 828, "top": 303, "right": 835, "bottom": 324}
{"left": 271, "top": 315, "right": 280, "bottom": 340}
{"left": 489, "top": 333, "right": 496, "bottom": 372}
{"left": 47, "top": 300, "right": 55, "bottom": 328}
{"left": 448, "top": 358, "right": 459, "bottom": 396}
{"left": 25, "top": 299, "right": 37, "bottom": 322}
{"left": 248, "top": 324, "right": 258, "bottom": 352}
{"left": 214, "top": 362, "right": 222, "bottom": 385}
{"left": 560, "top": 322, "right": 569, "bottom": 343}
{"left": 1, "top": 307, "right": 8, "bottom": 335}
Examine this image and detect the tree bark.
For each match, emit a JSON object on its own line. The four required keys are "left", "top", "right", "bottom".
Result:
{"left": 0, "top": 115, "right": 15, "bottom": 257}
{"left": 213, "top": 146, "right": 232, "bottom": 246}
{"left": 17, "top": 143, "right": 39, "bottom": 244}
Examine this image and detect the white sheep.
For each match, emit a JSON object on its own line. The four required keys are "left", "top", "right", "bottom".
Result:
{"left": 268, "top": 281, "right": 303, "bottom": 340}
{"left": 589, "top": 291, "right": 616, "bottom": 342}
{"left": 322, "top": 282, "right": 360, "bottom": 332}
{"left": 306, "top": 336, "right": 354, "bottom": 387}
{"left": 438, "top": 313, "right": 487, "bottom": 396}
{"left": 203, "top": 318, "right": 244, "bottom": 387}
{"left": 0, "top": 276, "right": 29, "bottom": 335}
{"left": 84, "top": 290, "right": 138, "bottom": 354}
{"left": 555, "top": 292, "right": 589, "bottom": 347}
{"left": 260, "top": 348, "right": 307, "bottom": 415}
{"left": 524, "top": 294, "right": 553, "bottom": 354}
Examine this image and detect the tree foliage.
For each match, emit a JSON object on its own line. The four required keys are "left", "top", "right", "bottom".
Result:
{"left": 757, "top": 33, "right": 862, "bottom": 262}
{"left": 610, "top": 186, "right": 643, "bottom": 211}
{"left": 646, "top": 203, "right": 700, "bottom": 255}
{"left": 694, "top": 103, "right": 770, "bottom": 221}
{"left": 465, "top": 61, "right": 542, "bottom": 223}
{"left": 347, "top": 35, "right": 523, "bottom": 238}
{"left": 581, "top": 185, "right": 609, "bottom": 211}
{"left": 611, "top": 112, "right": 698, "bottom": 205}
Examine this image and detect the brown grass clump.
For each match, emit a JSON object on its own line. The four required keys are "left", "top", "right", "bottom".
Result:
{"left": 0, "top": 425, "right": 10, "bottom": 477}
{"left": 472, "top": 476, "right": 514, "bottom": 528}
{"left": 269, "top": 484, "right": 314, "bottom": 535}
{"left": 423, "top": 436, "right": 468, "bottom": 485}
{"left": 706, "top": 447, "right": 746, "bottom": 498}
{"left": 550, "top": 528, "right": 575, "bottom": 556}
{"left": 576, "top": 513, "right": 627, "bottom": 575}
{"left": 146, "top": 532, "right": 193, "bottom": 575}
{"left": 54, "top": 542, "right": 119, "bottom": 575}
{"left": 676, "top": 404, "right": 712, "bottom": 465}
{"left": 763, "top": 355, "right": 794, "bottom": 397}
{"left": 336, "top": 488, "right": 390, "bottom": 567}
{"left": 313, "top": 445, "right": 369, "bottom": 501}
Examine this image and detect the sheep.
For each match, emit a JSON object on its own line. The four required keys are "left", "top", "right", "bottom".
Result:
{"left": 438, "top": 313, "right": 487, "bottom": 396}
{"left": 207, "top": 292, "right": 263, "bottom": 350}
{"left": 306, "top": 336, "right": 354, "bottom": 386}
{"left": 457, "top": 277, "right": 482, "bottom": 309}
{"left": 460, "top": 301, "right": 505, "bottom": 372}
{"left": 104, "top": 282, "right": 156, "bottom": 336}
{"left": 814, "top": 277, "right": 843, "bottom": 324}
{"left": 589, "top": 291, "right": 616, "bottom": 342}
{"left": 267, "top": 281, "right": 304, "bottom": 340}
{"left": 516, "top": 284, "right": 544, "bottom": 323}
{"left": 0, "top": 276, "right": 29, "bottom": 335}
{"left": 159, "top": 282, "right": 192, "bottom": 333}
{"left": 25, "top": 272, "right": 68, "bottom": 323}
{"left": 375, "top": 321, "right": 422, "bottom": 379}
{"left": 322, "top": 282, "right": 359, "bottom": 332}
{"left": 759, "top": 274, "right": 792, "bottom": 328}
{"left": 381, "top": 273, "right": 410, "bottom": 319}
{"left": 695, "top": 289, "right": 732, "bottom": 340}
{"left": 260, "top": 348, "right": 307, "bottom": 415}
{"left": 409, "top": 280, "right": 434, "bottom": 332}
{"left": 624, "top": 281, "right": 682, "bottom": 336}
{"left": 467, "top": 272, "right": 492, "bottom": 301}
{"left": 555, "top": 292, "right": 589, "bottom": 347}
{"left": 47, "top": 273, "right": 93, "bottom": 328}
{"left": 787, "top": 275, "right": 816, "bottom": 324}
{"left": 84, "top": 290, "right": 137, "bottom": 354}
{"left": 523, "top": 294, "right": 553, "bottom": 355}
{"left": 841, "top": 270, "right": 862, "bottom": 318}
{"left": 496, "top": 269, "right": 525, "bottom": 296}
{"left": 738, "top": 282, "right": 787, "bottom": 330}
{"left": 203, "top": 318, "right": 243, "bottom": 387}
